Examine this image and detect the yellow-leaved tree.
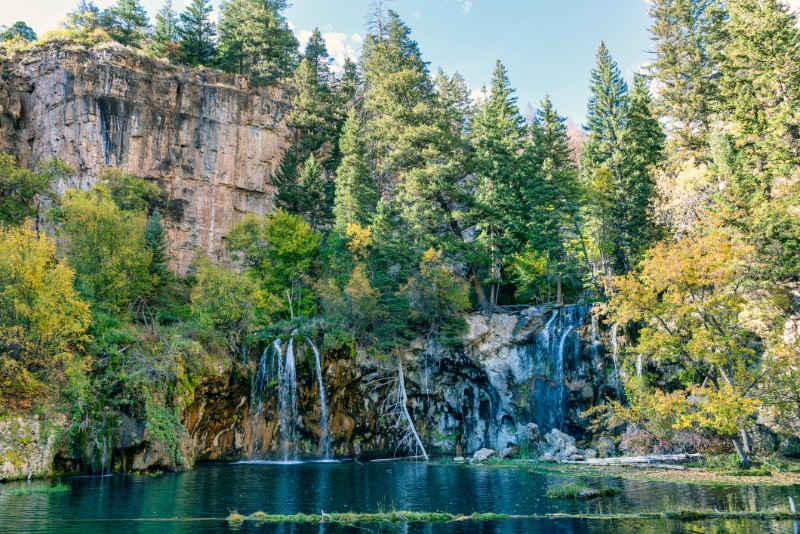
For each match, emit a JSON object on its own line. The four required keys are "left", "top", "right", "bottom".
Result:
{"left": 608, "top": 230, "right": 765, "bottom": 465}
{"left": 0, "top": 225, "right": 91, "bottom": 405}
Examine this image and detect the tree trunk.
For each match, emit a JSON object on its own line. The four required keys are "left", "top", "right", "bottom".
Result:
{"left": 731, "top": 437, "right": 751, "bottom": 468}
{"left": 556, "top": 274, "right": 563, "bottom": 306}
{"left": 741, "top": 428, "right": 752, "bottom": 456}
{"left": 397, "top": 358, "right": 428, "bottom": 461}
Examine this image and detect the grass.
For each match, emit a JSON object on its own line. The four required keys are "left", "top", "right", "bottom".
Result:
{"left": 226, "top": 511, "right": 509, "bottom": 524}
{"left": 1, "top": 481, "right": 71, "bottom": 496}
{"left": 546, "top": 483, "right": 621, "bottom": 499}
{"left": 222, "top": 509, "right": 799, "bottom": 524}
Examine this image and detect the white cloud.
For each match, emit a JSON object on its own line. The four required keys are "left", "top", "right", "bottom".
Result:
{"left": 461, "top": 0, "right": 473, "bottom": 14}
{"left": 787, "top": 0, "right": 800, "bottom": 12}
{"left": 296, "top": 29, "right": 360, "bottom": 72}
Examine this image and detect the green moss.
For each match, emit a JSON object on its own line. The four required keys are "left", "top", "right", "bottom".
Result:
{"left": 547, "top": 483, "right": 620, "bottom": 499}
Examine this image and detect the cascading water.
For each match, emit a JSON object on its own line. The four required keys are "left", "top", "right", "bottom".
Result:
{"left": 279, "top": 335, "right": 299, "bottom": 461}
{"left": 307, "top": 339, "right": 331, "bottom": 459}
{"left": 249, "top": 333, "right": 332, "bottom": 460}
{"left": 531, "top": 305, "right": 588, "bottom": 432}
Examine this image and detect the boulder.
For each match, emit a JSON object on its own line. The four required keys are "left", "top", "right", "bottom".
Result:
{"left": 472, "top": 448, "right": 497, "bottom": 462}
{"left": 539, "top": 429, "right": 585, "bottom": 462}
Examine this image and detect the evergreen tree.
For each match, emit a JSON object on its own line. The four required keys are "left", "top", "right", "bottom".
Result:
{"left": 581, "top": 43, "right": 630, "bottom": 279}
{"left": 333, "top": 109, "right": 378, "bottom": 231}
{"left": 648, "top": 0, "right": 727, "bottom": 159}
{"left": 361, "top": 10, "right": 434, "bottom": 194}
{"left": 470, "top": 60, "right": 526, "bottom": 306}
{"left": 523, "top": 95, "right": 585, "bottom": 303}
{"left": 215, "top": 0, "right": 298, "bottom": 82}
{"left": 178, "top": 0, "right": 216, "bottom": 67}
{"left": 583, "top": 42, "right": 628, "bottom": 168}
{"left": 144, "top": 208, "right": 172, "bottom": 299}
{"left": 151, "top": 0, "right": 180, "bottom": 60}
{"left": 102, "top": 0, "right": 149, "bottom": 47}
{"left": 720, "top": 0, "right": 800, "bottom": 190}
{"left": 288, "top": 31, "right": 337, "bottom": 162}
{"left": 615, "top": 74, "right": 665, "bottom": 270}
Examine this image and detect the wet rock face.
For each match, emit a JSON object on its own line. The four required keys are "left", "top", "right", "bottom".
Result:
{"left": 0, "top": 43, "right": 291, "bottom": 273}
{"left": 180, "top": 304, "right": 616, "bottom": 461}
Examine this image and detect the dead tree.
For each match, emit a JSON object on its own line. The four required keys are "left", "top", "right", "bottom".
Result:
{"left": 368, "top": 356, "right": 429, "bottom": 461}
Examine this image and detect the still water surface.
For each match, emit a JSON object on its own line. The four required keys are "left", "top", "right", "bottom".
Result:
{"left": 0, "top": 461, "right": 797, "bottom": 533}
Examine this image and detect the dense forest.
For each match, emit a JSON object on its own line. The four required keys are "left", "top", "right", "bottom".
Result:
{"left": 1, "top": 0, "right": 799, "bottom": 468}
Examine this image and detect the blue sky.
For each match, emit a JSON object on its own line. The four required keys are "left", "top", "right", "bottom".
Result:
{"left": 3, "top": 0, "right": 657, "bottom": 122}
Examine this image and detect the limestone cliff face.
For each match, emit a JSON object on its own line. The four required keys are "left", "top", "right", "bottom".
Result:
{"left": 0, "top": 43, "right": 291, "bottom": 272}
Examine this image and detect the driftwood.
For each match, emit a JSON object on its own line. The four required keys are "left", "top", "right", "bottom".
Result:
{"left": 563, "top": 453, "right": 704, "bottom": 469}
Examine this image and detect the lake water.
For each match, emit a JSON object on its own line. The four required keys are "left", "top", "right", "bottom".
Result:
{"left": 0, "top": 461, "right": 798, "bottom": 533}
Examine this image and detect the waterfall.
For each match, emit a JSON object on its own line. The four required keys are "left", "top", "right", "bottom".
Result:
{"left": 636, "top": 353, "right": 643, "bottom": 378}
{"left": 249, "top": 338, "right": 279, "bottom": 457}
{"left": 611, "top": 323, "right": 622, "bottom": 398}
{"left": 278, "top": 335, "right": 299, "bottom": 461}
{"left": 307, "top": 339, "right": 331, "bottom": 459}
{"left": 250, "top": 332, "right": 332, "bottom": 461}
{"left": 591, "top": 313, "right": 600, "bottom": 359}
{"left": 532, "top": 305, "right": 588, "bottom": 432}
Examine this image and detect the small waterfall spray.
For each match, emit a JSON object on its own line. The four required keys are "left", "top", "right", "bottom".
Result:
{"left": 307, "top": 339, "right": 331, "bottom": 459}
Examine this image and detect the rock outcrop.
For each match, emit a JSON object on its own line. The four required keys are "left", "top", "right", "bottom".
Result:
{"left": 0, "top": 412, "right": 65, "bottom": 480}
{"left": 0, "top": 43, "right": 291, "bottom": 273}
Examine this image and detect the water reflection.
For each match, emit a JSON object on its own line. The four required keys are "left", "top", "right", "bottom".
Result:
{"left": 0, "top": 462, "right": 797, "bottom": 533}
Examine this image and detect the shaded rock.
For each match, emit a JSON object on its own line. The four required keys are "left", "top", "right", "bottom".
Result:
{"left": 496, "top": 446, "right": 520, "bottom": 460}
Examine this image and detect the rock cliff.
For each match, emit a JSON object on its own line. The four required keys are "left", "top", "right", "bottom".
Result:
{"left": 0, "top": 43, "right": 291, "bottom": 272}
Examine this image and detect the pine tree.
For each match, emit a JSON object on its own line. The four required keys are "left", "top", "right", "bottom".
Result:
{"left": 583, "top": 42, "right": 629, "bottom": 168}
{"left": 471, "top": 60, "right": 526, "bottom": 306}
{"left": 581, "top": 43, "right": 630, "bottom": 279}
{"left": 615, "top": 74, "right": 665, "bottom": 270}
{"left": 361, "top": 10, "right": 434, "bottom": 194}
{"left": 287, "top": 31, "right": 337, "bottom": 162}
{"left": 178, "top": 0, "right": 216, "bottom": 67}
{"left": 144, "top": 208, "right": 172, "bottom": 298}
{"left": 151, "top": 0, "right": 180, "bottom": 60}
{"left": 720, "top": 0, "right": 800, "bottom": 189}
{"left": 103, "top": 0, "right": 148, "bottom": 47}
{"left": 525, "top": 95, "right": 585, "bottom": 302}
{"left": 334, "top": 110, "right": 377, "bottom": 231}
{"left": 648, "top": 0, "right": 727, "bottom": 159}
{"left": 216, "top": 0, "right": 298, "bottom": 82}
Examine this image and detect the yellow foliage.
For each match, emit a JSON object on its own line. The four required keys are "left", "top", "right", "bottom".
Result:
{"left": 0, "top": 225, "right": 91, "bottom": 401}
{"left": 346, "top": 223, "right": 372, "bottom": 259}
